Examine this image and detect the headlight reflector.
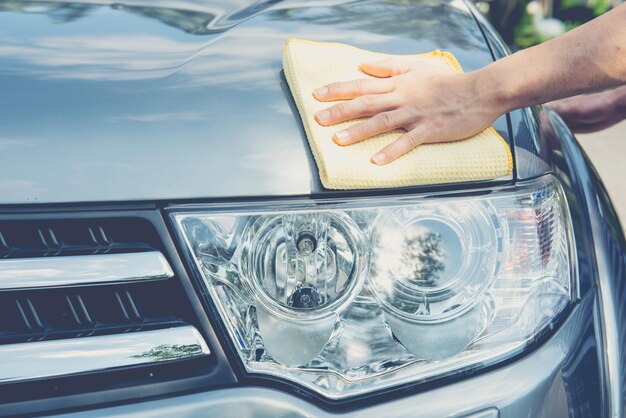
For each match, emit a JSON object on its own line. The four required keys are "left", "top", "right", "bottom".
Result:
{"left": 172, "top": 175, "right": 574, "bottom": 399}
{"left": 370, "top": 202, "right": 504, "bottom": 323}
{"left": 241, "top": 212, "right": 367, "bottom": 318}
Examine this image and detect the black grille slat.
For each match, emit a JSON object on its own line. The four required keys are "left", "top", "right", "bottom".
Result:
{"left": 124, "top": 290, "right": 142, "bottom": 321}
{"left": 0, "top": 231, "right": 8, "bottom": 253}
{"left": 87, "top": 225, "right": 113, "bottom": 252}
{"left": 0, "top": 218, "right": 199, "bottom": 345}
{"left": 65, "top": 295, "right": 83, "bottom": 326}
{"left": 75, "top": 293, "right": 93, "bottom": 326}
{"left": 0, "top": 280, "right": 193, "bottom": 345}
{"left": 37, "top": 227, "right": 62, "bottom": 256}
{"left": 0, "top": 219, "right": 156, "bottom": 259}
{"left": 115, "top": 291, "right": 132, "bottom": 322}
{"left": 65, "top": 294, "right": 95, "bottom": 327}
{"left": 0, "top": 213, "right": 234, "bottom": 417}
{"left": 15, "top": 298, "right": 45, "bottom": 333}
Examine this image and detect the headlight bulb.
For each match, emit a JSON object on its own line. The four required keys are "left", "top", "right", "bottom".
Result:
{"left": 239, "top": 212, "right": 368, "bottom": 365}
{"left": 288, "top": 283, "right": 322, "bottom": 309}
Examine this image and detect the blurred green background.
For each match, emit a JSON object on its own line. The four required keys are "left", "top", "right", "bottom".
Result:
{"left": 475, "top": 0, "right": 618, "bottom": 48}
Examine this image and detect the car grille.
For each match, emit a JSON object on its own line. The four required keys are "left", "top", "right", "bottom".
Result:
{"left": 0, "top": 215, "right": 233, "bottom": 412}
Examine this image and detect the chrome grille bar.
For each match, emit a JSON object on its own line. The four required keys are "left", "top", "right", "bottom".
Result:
{"left": 0, "top": 251, "right": 174, "bottom": 290}
{"left": 0, "top": 325, "right": 209, "bottom": 383}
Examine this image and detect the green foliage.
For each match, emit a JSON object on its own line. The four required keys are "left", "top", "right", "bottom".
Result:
{"left": 401, "top": 233, "right": 445, "bottom": 287}
{"left": 590, "top": 0, "right": 612, "bottom": 15}
{"left": 512, "top": 12, "right": 549, "bottom": 48}
{"left": 564, "top": 20, "right": 582, "bottom": 31}
{"left": 133, "top": 344, "right": 204, "bottom": 360}
{"left": 481, "top": 0, "right": 613, "bottom": 49}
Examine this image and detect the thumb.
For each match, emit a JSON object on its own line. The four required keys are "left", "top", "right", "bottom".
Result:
{"left": 360, "top": 58, "right": 412, "bottom": 78}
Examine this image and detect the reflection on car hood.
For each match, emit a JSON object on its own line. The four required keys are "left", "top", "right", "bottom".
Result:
{"left": 0, "top": 0, "right": 501, "bottom": 204}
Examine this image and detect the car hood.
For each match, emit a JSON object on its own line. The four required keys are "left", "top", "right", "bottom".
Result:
{"left": 0, "top": 0, "right": 507, "bottom": 205}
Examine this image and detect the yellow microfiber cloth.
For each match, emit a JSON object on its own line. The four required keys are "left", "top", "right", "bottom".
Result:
{"left": 282, "top": 39, "right": 513, "bottom": 190}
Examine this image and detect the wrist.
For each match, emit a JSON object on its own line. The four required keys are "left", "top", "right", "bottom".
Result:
{"left": 466, "top": 63, "right": 514, "bottom": 116}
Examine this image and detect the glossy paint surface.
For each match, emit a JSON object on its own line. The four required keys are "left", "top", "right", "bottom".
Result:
{"left": 532, "top": 108, "right": 626, "bottom": 418}
{"left": 478, "top": 21, "right": 626, "bottom": 414}
{"left": 47, "top": 92, "right": 620, "bottom": 418}
{"left": 3, "top": 1, "right": 624, "bottom": 417}
{"left": 0, "top": 0, "right": 505, "bottom": 204}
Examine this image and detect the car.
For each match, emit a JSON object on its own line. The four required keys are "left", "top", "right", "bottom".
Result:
{"left": 0, "top": 0, "right": 624, "bottom": 417}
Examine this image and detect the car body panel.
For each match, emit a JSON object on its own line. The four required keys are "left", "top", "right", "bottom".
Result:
{"left": 50, "top": 292, "right": 602, "bottom": 417}
{"left": 534, "top": 108, "right": 626, "bottom": 417}
{"left": 0, "top": 0, "right": 510, "bottom": 205}
{"left": 2, "top": 1, "right": 625, "bottom": 417}
{"left": 23, "top": 99, "right": 617, "bottom": 418}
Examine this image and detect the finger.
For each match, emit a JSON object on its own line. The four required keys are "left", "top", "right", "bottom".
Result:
{"left": 313, "top": 78, "right": 393, "bottom": 101}
{"left": 359, "top": 58, "right": 413, "bottom": 78}
{"left": 315, "top": 94, "right": 395, "bottom": 126}
{"left": 371, "top": 127, "right": 428, "bottom": 165}
{"left": 332, "top": 110, "right": 409, "bottom": 145}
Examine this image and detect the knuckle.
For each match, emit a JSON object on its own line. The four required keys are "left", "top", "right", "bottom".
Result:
{"left": 390, "top": 59, "right": 410, "bottom": 75}
{"left": 335, "top": 102, "right": 351, "bottom": 117}
{"left": 404, "top": 132, "right": 419, "bottom": 149}
{"left": 376, "top": 112, "right": 394, "bottom": 129}
{"left": 327, "top": 82, "right": 340, "bottom": 95}
{"left": 362, "top": 94, "right": 376, "bottom": 107}
{"left": 386, "top": 141, "right": 402, "bottom": 155}
{"left": 355, "top": 78, "right": 369, "bottom": 93}
{"left": 430, "top": 117, "right": 445, "bottom": 130}
{"left": 350, "top": 123, "right": 365, "bottom": 138}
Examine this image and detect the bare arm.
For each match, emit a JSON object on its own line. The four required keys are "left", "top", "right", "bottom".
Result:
{"left": 313, "top": 4, "right": 626, "bottom": 164}
{"left": 548, "top": 85, "right": 626, "bottom": 133}
{"left": 480, "top": 4, "right": 626, "bottom": 112}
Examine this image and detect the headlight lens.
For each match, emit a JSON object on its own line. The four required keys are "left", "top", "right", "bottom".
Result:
{"left": 172, "top": 175, "right": 574, "bottom": 399}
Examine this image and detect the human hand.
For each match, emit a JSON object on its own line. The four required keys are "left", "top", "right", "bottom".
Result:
{"left": 313, "top": 57, "right": 504, "bottom": 165}
{"left": 548, "top": 86, "right": 626, "bottom": 133}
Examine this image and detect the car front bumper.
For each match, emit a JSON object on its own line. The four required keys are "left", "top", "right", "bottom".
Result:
{"left": 53, "top": 287, "right": 603, "bottom": 418}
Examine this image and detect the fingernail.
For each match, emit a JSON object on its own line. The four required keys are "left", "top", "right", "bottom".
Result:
{"left": 314, "top": 86, "right": 328, "bottom": 98}
{"left": 333, "top": 131, "right": 349, "bottom": 144}
{"left": 315, "top": 109, "right": 330, "bottom": 124}
{"left": 371, "top": 152, "right": 386, "bottom": 165}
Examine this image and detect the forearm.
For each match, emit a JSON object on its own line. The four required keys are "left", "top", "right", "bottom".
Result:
{"left": 471, "top": 4, "right": 626, "bottom": 113}
{"left": 312, "top": 9, "right": 626, "bottom": 164}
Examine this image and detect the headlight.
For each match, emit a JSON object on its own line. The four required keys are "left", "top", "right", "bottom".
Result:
{"left": 171, "top": 175, "right": 574, "bottom": 399}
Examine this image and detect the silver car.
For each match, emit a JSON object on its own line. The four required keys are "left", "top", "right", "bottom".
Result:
{"left": 0, "top": 1, "right": 623, "bottom": 417}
